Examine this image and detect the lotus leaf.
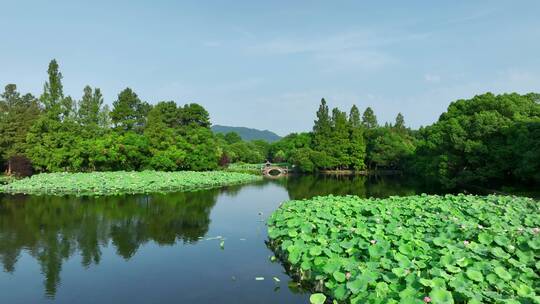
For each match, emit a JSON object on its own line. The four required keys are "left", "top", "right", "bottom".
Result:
{"left": 267, "top": 194, "right": 539, "bottom": 303}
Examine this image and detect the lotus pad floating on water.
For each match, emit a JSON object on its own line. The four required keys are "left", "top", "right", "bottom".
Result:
{"left": 0, "top": 171, "right": 261, "bottom": 196}
{"left": 267, "top": 194, "right": 540, "bottom": 303}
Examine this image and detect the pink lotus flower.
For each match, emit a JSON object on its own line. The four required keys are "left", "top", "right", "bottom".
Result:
{"left": 424, "top": 296, "right": 432, "bottom": 303}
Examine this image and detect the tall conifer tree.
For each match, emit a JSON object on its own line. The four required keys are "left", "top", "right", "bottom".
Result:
{"left": 394, "top": 112, "right": 405, "bottom": 129}
{"left": 348, "top": 105, "right": 366, "bottom": 170}
{"left": 362, "top": 107, "right": 378, "bottom": 128}
{"left": 78, "top": 85, "right": 104, "bottom": 129}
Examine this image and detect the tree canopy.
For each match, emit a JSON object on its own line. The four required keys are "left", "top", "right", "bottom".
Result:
{"left": 412, "top": 92, "right": 540, "bottom": 188}
{"left": 2, "top": 59, "right": 539, "bottom": 190}
{"left": 1, "top": 60, "right": 226, "bottom": 174}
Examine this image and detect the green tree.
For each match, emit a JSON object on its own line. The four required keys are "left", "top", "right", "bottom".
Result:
{"left": 40, "top": 59, "right": 64, "bottom": 116}
{"left": 312, "top": 98, "right": 331, "bottom": 148}
{"left": 147, "top": 101, "right": 180, "bottom": 129}
{"left": 251, "top": 140, "right": 271, "bottom": 160}
{"left": 362, "top": 107, "right": 378, "bottom": 128}
{"left": 394, "top": 112, "right": 405, "bottom": 129}
{"left": 78, "top": 86, "right": 104, "bottom": 130}
{"left": 289, "top": 147, "right": 316, "bottom": 172}
{"left": 180, "top": 103, "right": 211, "bottom": 128}
{"left": 227, "top": 141, "right": 264, "bottom": 163}
{"left": 26, "top": 118, "right": 82, "bottom": 172}
{"left": 182, "top": 127, "right": 219, "bottom": 170}
{"left": 224, "top": 132, "right": 242, "bottom": 144}
{"left": 27, "top": 60, "right": 82, "bottom": 171}
{"left": 0, "top": 84, "right": 41, "bottom": 173}
{"left": 110, "top": 88, "right": 151, "bottom": 133}
{"left": 367, "top": 127, "right": 415, "bottom": 170}
{"left": 312, "top": 98, "right": 335, "bottom": 168}
{"left": 413, "top": 92, "right": 540, "bottom": 188}
{"left": 273, "top": 150, "right": 286, "bottom": 163}
{"left": 329, "top": 108, "right": 350, "bottom": 169}
{"left": 98, "top": 104, "right": 112, "bottom": 129}
{"left": 348, "top": 105, "right": 366, "bottom": 170}
{"left": 144, "top": 101, "right": 187, "bottom": 171}
{"left": 269, "top": 132, "right": 312, "bottom": 163}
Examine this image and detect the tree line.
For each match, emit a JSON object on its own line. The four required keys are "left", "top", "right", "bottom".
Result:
{"left": 269, "top": 93, "right": 540, "bottom": 188}
{"left": 0, "top": 60, "right": 221, "bottom": 173}
{"left": 1, "top": 59, "right": 539, "bottom": 189}
{"left": 268, "top": 99, "right": 415, "bottom": 173}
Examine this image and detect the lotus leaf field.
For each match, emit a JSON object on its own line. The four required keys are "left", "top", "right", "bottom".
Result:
{"left": 0, "top": 171, "right": 261, "bottom": 196}
{"left": 267, "top": 194, "right": 540, "bottom": 304}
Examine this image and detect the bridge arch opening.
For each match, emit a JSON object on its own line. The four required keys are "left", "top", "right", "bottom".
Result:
{"left": 267, "top": 168, "right": 283, "bottom": 176}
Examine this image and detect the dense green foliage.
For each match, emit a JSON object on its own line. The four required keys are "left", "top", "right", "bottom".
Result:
{"left": 365, "top": 126, "right": 416, "bottom": 170}
{"left": 271, "top": 99, "right": 370, "bottom": 172}
{"left": 215, "top": 132, "right": 270, "bottom": 164}
{"left": 2, "top": 60, "right": 539, "bottom": 190}
{"left": 269, "top": 99, "right": 414, "bottom": 173}
{"left": 268, "top": 194, "right": 540, "bottom": 303}
{"left": 0, "top": 84, "right": 41, "bottom": 173}
{"left": 413, "top": 93, "right": 540, "bottom": 188}
{"left": 269, "top": 93, "right": 539, "bottom": 189}
{"left": 0, "top": 171, "right": 260, "bottom": 196}
{"left": 0, "top": 60, "right": 263, "bottom": 173}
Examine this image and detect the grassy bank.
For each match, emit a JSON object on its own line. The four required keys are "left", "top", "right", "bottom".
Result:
{"left": 267, "top": 194, "right": 539, "bottom": 303}
{"left": 0, "top": 171, "right": 261, "bottom": 196}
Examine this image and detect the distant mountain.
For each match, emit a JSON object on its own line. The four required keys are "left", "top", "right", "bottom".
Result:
{"left": 211, "top": 125, "right": 282, "bottom": 143}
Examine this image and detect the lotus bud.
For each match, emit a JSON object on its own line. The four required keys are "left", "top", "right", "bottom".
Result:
{"left": 370, "top": 239, "right": 377, "bottom": 245}
{"left": 463, "top": 240, "right": 470, "bottom": 246}
{"left": 424, "top": 296, "right": 432, "bottom": 303}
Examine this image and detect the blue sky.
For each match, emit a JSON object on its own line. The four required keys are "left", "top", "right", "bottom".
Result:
{"left": 1, "top": 1, "right": 539, "bottom": 135}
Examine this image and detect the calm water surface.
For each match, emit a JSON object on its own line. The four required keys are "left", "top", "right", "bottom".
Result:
{"left": 0, "top": 175, "right": 442, "bottom": 303}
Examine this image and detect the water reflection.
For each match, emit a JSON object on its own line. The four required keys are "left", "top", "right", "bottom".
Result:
{"left": 0, "top": 185, "right": 246, "bottom": 297}
{"left": 279, "top": 174, "right": 426, "bottom": 200}
{"left": 0, "top": 175, "right": 432, "bottom": 300}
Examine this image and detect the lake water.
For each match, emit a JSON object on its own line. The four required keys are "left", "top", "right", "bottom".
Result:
{"left": 0, "top": 175, "right": 494, "bottom": 303}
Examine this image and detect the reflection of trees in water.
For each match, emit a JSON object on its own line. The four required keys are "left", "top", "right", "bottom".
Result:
{"left": 0, "top": 185, "right": 243, "bottom": 297}
{"left": 364, "top": 175, "right": 423, "bottom": 198}
{"left": 0, "top": 177, "right": 430, "bottom": 297}
{"left": 283, "top": 174, "right": 424, "bottom": 200}
{"left": 284, "top": 175, "right": 368, "bottom": 200}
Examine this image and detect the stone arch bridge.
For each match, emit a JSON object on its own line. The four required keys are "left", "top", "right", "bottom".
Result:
{"left": 261, "top": 164, "right": 289, "bottom": 177}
